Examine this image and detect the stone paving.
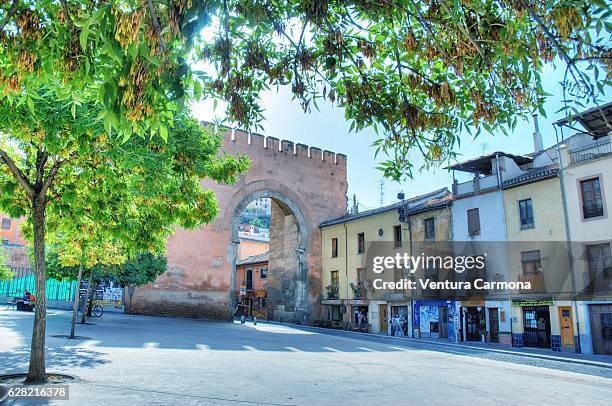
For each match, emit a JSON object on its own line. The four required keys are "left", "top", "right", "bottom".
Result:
{"left": 1, "top": 309, "right": 611, "bottom": 405}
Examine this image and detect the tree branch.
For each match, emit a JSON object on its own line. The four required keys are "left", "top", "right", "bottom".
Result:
{"left": 147, "top": 0, "right": 166, "bottom": 53}
{"left": 35, "top": 150, "right": 48, "bottom": 188}
{"left": 519, "top": 0, "right": 611, "bottom": 132}
{"left": 41, "top": 159, "right": 63, "bottom": 195}
{"left": 59, "top": 0, "right": 72, "bottom": 32}
{"left": 0, "top": 0, "right": 18, "bottom": 32}
{"left": 0, "top": 148, "right": 35, "bottom": 197}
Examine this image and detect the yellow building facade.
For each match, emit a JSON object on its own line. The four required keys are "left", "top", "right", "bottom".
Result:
{"left": 320, "top": 188, "right": 453, "bottom": 336}
{"left": 503, "top": 170, "right": 578, "bottom": 352}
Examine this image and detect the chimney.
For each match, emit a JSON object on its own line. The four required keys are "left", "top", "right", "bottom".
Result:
{"left": 351, "top": 194, "right": 359, "bottom": 214}
{"left": 532, "top": 114, "right": 543, "bottom": 153}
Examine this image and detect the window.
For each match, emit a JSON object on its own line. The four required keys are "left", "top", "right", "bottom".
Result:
{"left": 518, "top": 199, "right": 534, "bottom": 229}
{"left": 580, "top": 177, "right": 604, "bottom": 219}
{"left": 246, "top": 269, "right": 253, "bottom": 290}
{"left": 586, "top": 243, "right": 612, "bottom": 278}
{"left": 425, "top": 260, "right": 438, "bottom": 277}
{"left": 521, "top": 250, "right": 542, "bottom": 275}
{"left": 357, "top": 268, "right": 366, "bottom": 284}
{"left": 331, "top": 238, "right": 338, "bottom": 258}
{"left": 328, "top": 271, "right": 339, "bottom": 299}
{"left": 260, "top": 298, "right": 267, "bottom": 308}
{"left": 331, "top": 270, "right": 339, "bottom": 286}
{"left": 260, "top": 268, "right": 268, "bottom": 279}
{"left": 467, "top": 208, "right": 480, "bottom": 236}
{"left": 357, "top": 232, "right": 365, "bottom": 254}
{"left": 424, "top": 217, "right": 435, "bottom": 240}
{"left": 393, "top": 225, "right": 402, "bottom": 248}
{"left": 1, "top": 218, "right": 11, "bottom": 230}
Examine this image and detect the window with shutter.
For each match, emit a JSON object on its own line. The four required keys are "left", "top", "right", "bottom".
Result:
{"left": 424, "top": 217, "right": 435, "bottom": 240}
{"left": 467, "top": 208, "right": 480, "bottom": 236}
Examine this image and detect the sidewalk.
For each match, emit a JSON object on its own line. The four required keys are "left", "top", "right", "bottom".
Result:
{"left": 278, "top": 322, "right": 612, "bottom": 369}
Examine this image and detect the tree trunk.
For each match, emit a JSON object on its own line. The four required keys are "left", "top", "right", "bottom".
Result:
{"left": 25, "top": 194, "right": 48, "bottom": 384}
{"left": 86, "top": 285, "right": 95, "bottom": 317}
{"left": 127, "top": 285, "right": 136, "bottom": 314}
{"left": 80, "top": 273, "right": 93, "bottom": 324}
{"left": 69, "top": 263, "right": 84, "bottom": 339}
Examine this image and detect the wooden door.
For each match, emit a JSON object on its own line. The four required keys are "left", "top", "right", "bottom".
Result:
{"left": 379, "top": 304, "right": 388, "bottom": 334}
{"left": 589, "top": 304, "right": 612, "bottom": 355}
{"left": 559, "top": 306, "right": 574, "bottom": 347}
{"left": 439, "top": 306, "right": 448, "bottom": 339}
{"left": 489, "top": 308, "right": 499, "bottom": 343}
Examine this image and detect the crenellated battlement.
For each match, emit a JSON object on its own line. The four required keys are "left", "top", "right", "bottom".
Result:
{"left": 203, "top": 121, "right": 347, "bottom": 168}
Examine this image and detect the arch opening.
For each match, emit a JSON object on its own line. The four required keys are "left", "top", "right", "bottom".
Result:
{"left": 229, "top": 190, "right": 309, "bottom": 324}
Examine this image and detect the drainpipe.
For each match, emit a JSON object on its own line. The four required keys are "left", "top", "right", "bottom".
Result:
{"left": 555, "top": 128, "right": 581, "bottom": 353}
{"left": 448, "top": 204, "right": 458, "bottom": 342}
{"left": 343, "top": 222, "right": 349, "bottom": 320}
{"left": 496, "top": 153, "right": 513, "bottom": 344}
{"left": 407, "top": 203, "right": 415, "bottom": 338}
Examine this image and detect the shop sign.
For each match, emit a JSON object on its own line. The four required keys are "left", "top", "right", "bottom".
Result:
{"left": 461, "top": 300, "right": 485, "bottom": 307}
{"left": 511, "top": 297, "right": 553, "bottom": 307}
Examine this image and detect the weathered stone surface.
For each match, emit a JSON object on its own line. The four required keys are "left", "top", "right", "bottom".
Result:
{"left": 131, "top": 126, "right": 348, "bottom": 321}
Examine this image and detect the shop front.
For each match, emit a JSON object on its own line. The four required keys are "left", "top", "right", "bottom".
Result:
{"left": 413, "top": 300, "right": 459, "bottom": 342}
{"left": 588, "top": 303, "right": 612, "bottom": 355}
{"left": 461, "top": 300, "right": 486, "bottom": 342}
{"left": 485, "top": 300, "right": 512, "bottom": 346}
{"left": 389, "top": 303, "right": 410, "bottom": 337}
{"left": 349, "top": 300, "right": 370, "bottom": 331}
{"left": 367, "top": 301, "right": 387, "bottom": 334}
{"left": 322, "top": 300, "right": 344, "bottom": 323}
{"left": 511, "top": 297, "right": 554, "bottom": 349}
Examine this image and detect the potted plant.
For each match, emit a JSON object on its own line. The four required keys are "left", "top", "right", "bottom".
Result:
{"left": 479, "top": 319, "right": 487, "bottom": 342}
{"left": 325, "top": 284, "right": 339, "bottom": 299}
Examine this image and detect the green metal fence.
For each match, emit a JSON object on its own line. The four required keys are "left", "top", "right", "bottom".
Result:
{"left": 0, "top": 267, "right": 77, "bottom": 302}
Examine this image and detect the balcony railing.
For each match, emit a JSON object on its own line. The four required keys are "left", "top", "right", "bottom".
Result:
{"left": 583, "top": 268, "right": 612, "bottom": 293}
{"left": 350, "top": 283, "right": 367, "bottom": 300}
{"left": 570, "top": 140, "right": 612, "bottom": 165}
{"left": 325, "top": 285, "right": 339, "bottom": 300}
{"left": 519, "top": 272, "right": 545, "bottom": 293}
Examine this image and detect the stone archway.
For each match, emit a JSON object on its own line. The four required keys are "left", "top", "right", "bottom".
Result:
{"left": 129, "top": 127, "right": 347, "bottom": 322}
{"left": 228, "top": 185, "right": 310, "bottom": 323}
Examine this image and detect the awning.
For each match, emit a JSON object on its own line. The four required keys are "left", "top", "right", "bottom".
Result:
{"left": 555, "top": 102, "right": 612, "bottom": 138}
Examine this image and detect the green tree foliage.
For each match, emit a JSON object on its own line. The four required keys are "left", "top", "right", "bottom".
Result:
{"left": 1, "top": 1, "right": 609, "bottom": 178}
{"left": 111, "top": 252, "right": 168, "bottom": 288}
{"left": 0, "top": 247, "right": 13, "bottom": 280}
{"left": 0, "top": 94, "right": 248, "bottom": 383}
{"left": 106, "top": 252, "right": 167, "bottom": 314}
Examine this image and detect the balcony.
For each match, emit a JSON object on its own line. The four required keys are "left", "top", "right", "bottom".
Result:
{"left": 519, "top": 272, "right": 545, "bottom": 293}
{"left": 453, "top": 174, "right": 500, "bottom": 196}
{"left": 325, "top": 284, "right": 339, "bottom": 300}
{"left": 350, "top": 282, "right": 367, "bottom": 300}
{"left": 583, "top": 269, "right": 612, "bottom": 294}
{"left": 569, "top": 140, "right": 612, "bottom": 165}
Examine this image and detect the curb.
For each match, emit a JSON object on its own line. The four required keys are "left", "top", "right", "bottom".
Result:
{"left": 248, "top": 320, "right": 612, "bottom": 369}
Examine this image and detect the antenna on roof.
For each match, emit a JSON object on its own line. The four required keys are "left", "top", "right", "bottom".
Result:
{"left": 379, "top": 179, "right": 385, "bottom": 206}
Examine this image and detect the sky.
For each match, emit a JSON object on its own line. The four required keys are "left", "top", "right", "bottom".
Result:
{"left": 192, "top": 64, "right": 608, "bottom": 211}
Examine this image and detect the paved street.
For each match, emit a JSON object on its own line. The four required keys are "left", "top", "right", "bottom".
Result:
{"left": 1, "top": 309, "right": 611, "bottom": 405}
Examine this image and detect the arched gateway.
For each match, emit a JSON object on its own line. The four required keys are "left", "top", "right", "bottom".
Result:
{"left": 129, "top": 127, "right": 347, "bottom": 323}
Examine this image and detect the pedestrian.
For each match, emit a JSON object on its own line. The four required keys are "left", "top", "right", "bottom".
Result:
{"left": 395, "top": 315, "right": 403, "bottom": 337}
